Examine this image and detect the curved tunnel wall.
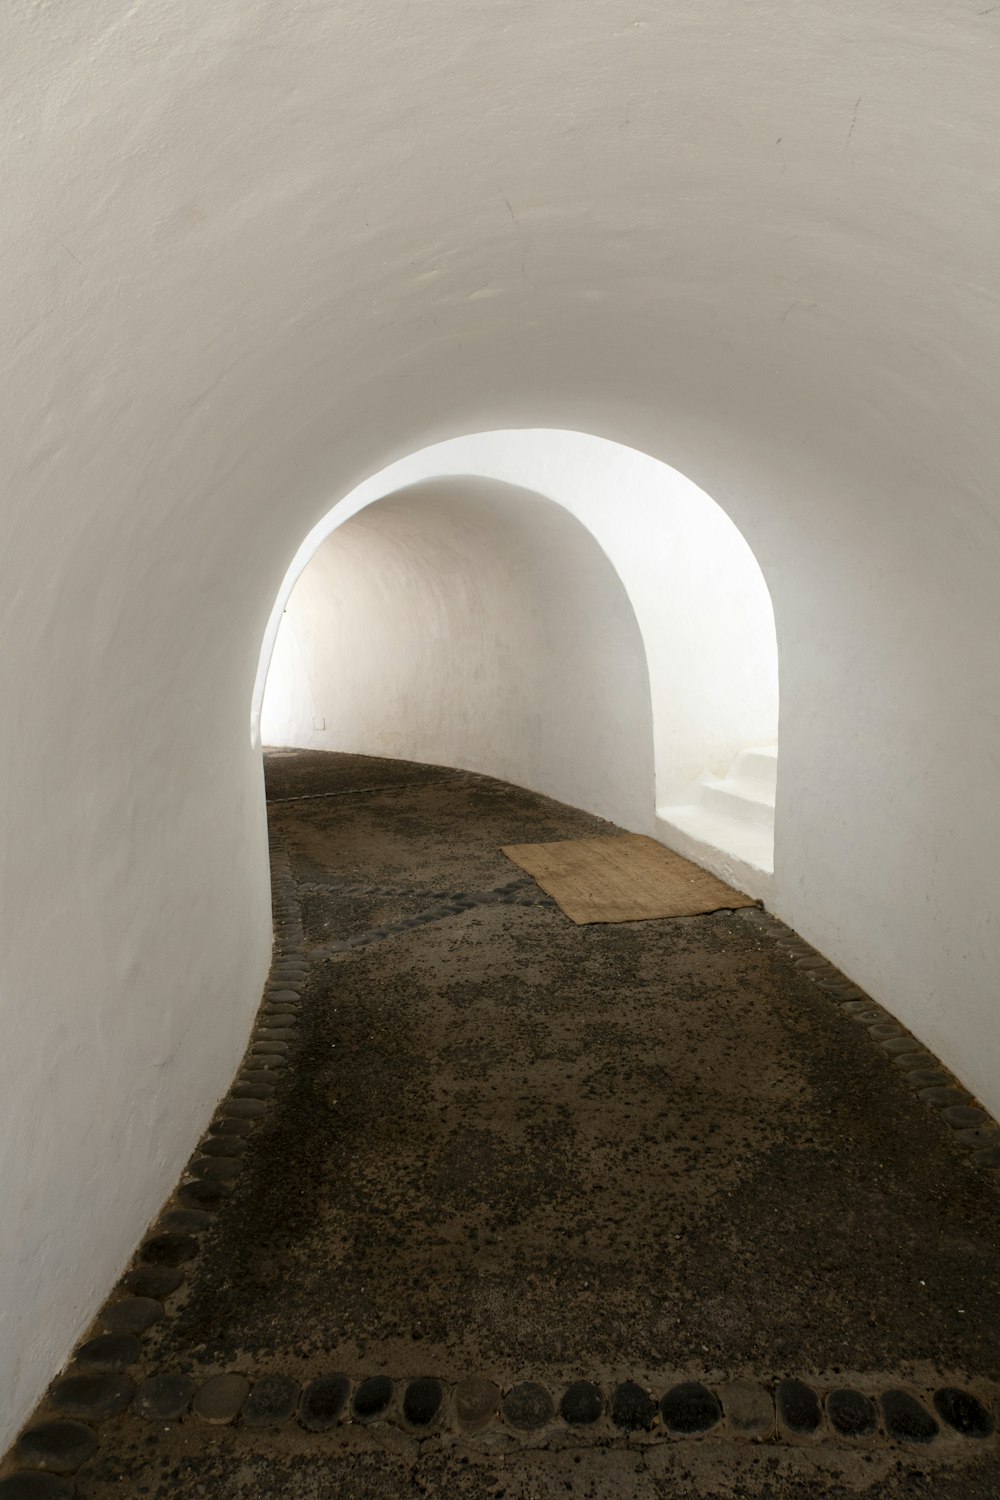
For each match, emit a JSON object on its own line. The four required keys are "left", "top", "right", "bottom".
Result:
{"left": 3, "top": 0, "right": 1000, "bottom": 1449}
{"left": 262, "top": 479, "right": 656, "bottom": 833}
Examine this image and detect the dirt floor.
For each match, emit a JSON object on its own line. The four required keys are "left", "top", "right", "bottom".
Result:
{"left": 38, "top": 754, "right": 1000, "bottom": 1496}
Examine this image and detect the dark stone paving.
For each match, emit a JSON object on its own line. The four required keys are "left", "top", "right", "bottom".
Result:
{"left": 147, "top": 756, "right": 1000, "bottom": 1384}
{"left": 4, "top": 751, "right": 1000, "bottom": 1498}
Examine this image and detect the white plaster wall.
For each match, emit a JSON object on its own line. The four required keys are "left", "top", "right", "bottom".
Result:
{"left": 3, "top": 0, "right": 1000, "bottom": 1448}
{"left": 257, "top": 433, "right": 779, "bottom": 810}
{"left": 0, "top": 610, "right": 273, "bottom": 1443}
{"left": 263, "top": 479, "right": 654, "bottom": 832}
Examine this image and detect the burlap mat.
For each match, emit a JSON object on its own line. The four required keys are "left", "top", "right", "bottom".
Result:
{"left": 501, "top": 832, "right": 757, "bottom": 924}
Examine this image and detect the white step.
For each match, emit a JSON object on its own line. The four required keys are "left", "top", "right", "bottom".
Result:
{"left": 654, "top": 742, "right": 778, "bottom": 899}
{"left": 698, "top": 774, "right": 775, "bottom": 829}
{"left": 655, "top": 803, "right": 774, "bottom": 897}
{"left": 726, "top": 745, "right": 778, "bottom": 796}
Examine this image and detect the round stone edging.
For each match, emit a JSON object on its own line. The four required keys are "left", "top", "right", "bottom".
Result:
{"left": 7, "top": 1368, "right": 995, "bottom": 1490}
{"left": 742, "top": 908, "right": 1000, "bottom": 1184}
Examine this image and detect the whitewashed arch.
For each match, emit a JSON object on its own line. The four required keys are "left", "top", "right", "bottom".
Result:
{"left": 255, "top": 431, "right": 779, "bottom": 890}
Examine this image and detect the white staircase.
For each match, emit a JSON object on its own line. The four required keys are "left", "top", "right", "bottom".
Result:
{"left": 656, "top": 745, "right": 777, "bottom": 900}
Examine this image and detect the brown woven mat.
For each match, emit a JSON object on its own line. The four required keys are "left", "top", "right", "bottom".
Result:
{"left": 501, "top": 832, "right": 758, "bottom": 924}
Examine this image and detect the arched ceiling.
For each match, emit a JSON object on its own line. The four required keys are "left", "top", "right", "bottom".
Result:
{"left": 6, "top": 0, "right": 998, "bottom": 593}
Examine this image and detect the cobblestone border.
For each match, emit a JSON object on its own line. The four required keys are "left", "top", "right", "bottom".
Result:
{"left": 2, "top": 1370, "right": 996, "bottom": 1493}
{"left": 739, "top": 909, "right": 1000, "bottom": 1184}
{"left": 4, "top": 862, "right": 1000, "bottom": 1495}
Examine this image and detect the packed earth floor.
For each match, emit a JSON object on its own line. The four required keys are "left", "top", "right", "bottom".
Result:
{"left": 6, "top": 752, "right": 1000, "bottom": 1499}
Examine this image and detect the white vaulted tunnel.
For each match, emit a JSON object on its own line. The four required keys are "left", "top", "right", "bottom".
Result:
{"left": 3, "top": 0, "right": 1000, "bottom": 1454}
{"left": 257, "top": 433, "right": 780, "bottom": 893}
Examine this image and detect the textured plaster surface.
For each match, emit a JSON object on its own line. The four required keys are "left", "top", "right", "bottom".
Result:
{"left": 3, "top": 0, "right": 1000, "bottom": 1448}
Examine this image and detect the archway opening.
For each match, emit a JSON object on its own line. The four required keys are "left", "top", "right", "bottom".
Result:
{"left": 256, "top": 431, "right": 779, "bottom": 894}
{"left": 263, "top": 477, "right": 655, "bottom": 834}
